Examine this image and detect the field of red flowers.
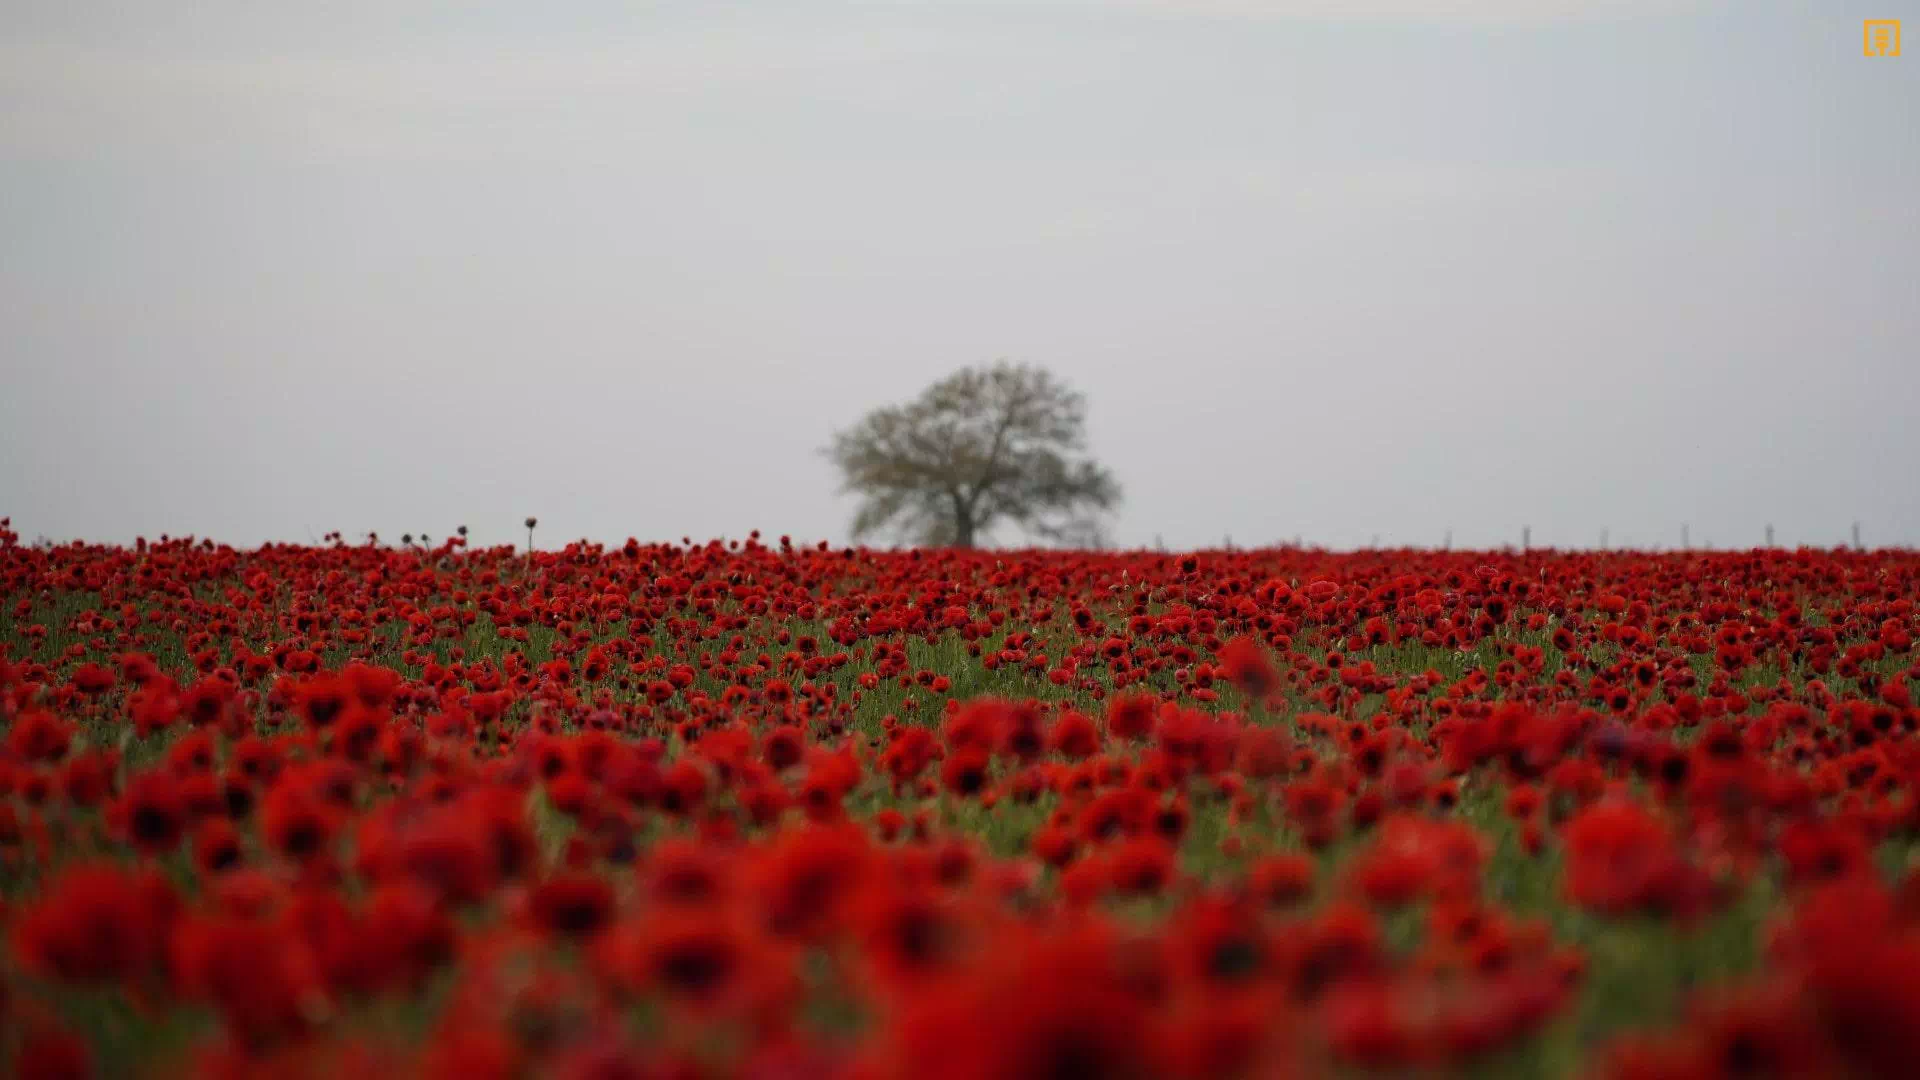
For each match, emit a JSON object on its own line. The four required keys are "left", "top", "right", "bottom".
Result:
{"left": 2, "top": 519, "right": 1919, "bottom": 1078}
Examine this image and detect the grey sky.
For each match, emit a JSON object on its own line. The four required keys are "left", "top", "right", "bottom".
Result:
{"left": 2, "top": 0, "right": 1915, "bottom": 552}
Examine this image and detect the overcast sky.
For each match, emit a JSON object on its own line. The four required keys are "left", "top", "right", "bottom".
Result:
{"left": 2, "top": 0, "right": 1915, "bottom": 552}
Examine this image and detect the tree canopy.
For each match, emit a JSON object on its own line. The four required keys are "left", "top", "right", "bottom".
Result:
{"left": 825, "top": 362, "right": 1121, "bottom": 549}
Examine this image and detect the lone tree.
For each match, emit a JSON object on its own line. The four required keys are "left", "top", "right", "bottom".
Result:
{"left": 826, "top": 362, "right": 1121, "bottom": 548}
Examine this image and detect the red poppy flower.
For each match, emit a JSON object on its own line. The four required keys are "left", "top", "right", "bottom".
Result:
{"left": 1216, "top": 637, "right": 1278, "bottom": 700}
{"left": 10, "top": 862, "right": 179, "bottom": 985}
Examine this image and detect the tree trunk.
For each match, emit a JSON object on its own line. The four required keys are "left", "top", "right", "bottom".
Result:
{"left": 950, "top": 492, "right": 976, "bottom": 549}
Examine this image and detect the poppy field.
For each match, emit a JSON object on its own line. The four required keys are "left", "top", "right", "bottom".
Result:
{"left": 2, "top": 520, "right": 1919, "bottom": 1078}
